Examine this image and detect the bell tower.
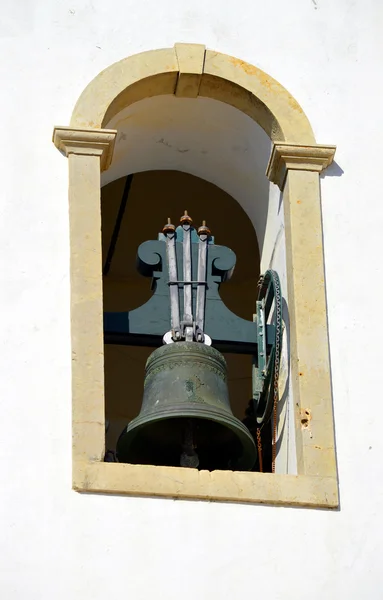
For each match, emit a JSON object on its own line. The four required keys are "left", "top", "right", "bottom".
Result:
{"left": 52, "top": 43, "right": 337, "bottom": 505}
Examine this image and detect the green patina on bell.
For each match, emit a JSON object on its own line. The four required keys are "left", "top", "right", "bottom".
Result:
{"left": 117, "top": 342, "right": 257, "bottom": 471}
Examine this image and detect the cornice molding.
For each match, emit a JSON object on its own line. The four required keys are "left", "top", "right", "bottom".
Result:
{"left": 266, "top": 142, "right": 336, "bottom": 189}
{"left": 52, "top": 126, "right": 117, "bottom": 171}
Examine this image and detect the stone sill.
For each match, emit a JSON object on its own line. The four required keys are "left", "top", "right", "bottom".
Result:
{"left": 73, "top": 461, "right": 339, "bottom": 509}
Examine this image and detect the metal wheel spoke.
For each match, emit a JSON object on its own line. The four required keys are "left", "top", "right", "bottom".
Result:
{"left": 253, "top": 270, "right": 282, "bottom": 433}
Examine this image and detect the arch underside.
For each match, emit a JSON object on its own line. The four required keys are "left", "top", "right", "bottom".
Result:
{"left": 100, "top": 94, "right": 272, "bottom": 253}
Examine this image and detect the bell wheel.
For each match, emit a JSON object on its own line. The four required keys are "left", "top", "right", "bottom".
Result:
{"left": 254, "top": 269, "right": 282, "bottom": 427}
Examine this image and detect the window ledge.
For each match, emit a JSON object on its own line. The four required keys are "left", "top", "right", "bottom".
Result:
{"left": 74, "top": 461, "right": 338, "bottom": 508}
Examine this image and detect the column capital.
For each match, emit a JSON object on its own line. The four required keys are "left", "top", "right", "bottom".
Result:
{"left": 52, "top": 126, "right": 117, "bottom": 171}
{"left": 266, "top": 142, "right": 336, "bottom": 190}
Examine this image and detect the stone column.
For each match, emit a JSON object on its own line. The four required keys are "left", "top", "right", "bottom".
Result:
{"left": 53, "top": 127, "right": 117, "bottom": 464}
{"left": 267, "top": 142, "right": 337, "bottom": 477}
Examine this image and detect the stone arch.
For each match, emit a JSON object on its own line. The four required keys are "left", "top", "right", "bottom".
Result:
{"left": 70, "top": 44, "right": 315, "bottom": 145}
{"left": 53, "top": 43, "right": 338, "bottom": 507}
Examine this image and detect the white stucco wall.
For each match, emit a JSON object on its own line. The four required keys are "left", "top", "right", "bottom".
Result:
{"left": 1, "top": 1, "right": 383, "bottom": 598}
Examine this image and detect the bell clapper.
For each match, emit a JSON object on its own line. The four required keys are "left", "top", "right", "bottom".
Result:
{"left": 180, "top": 419, "right": 200, "bottom": 469}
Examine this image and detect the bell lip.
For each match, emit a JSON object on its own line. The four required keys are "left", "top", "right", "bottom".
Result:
{"left": 117, "top": 405, "right": 257, "bottom": 471}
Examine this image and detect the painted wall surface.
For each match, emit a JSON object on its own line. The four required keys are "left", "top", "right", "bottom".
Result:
{"left": 1, "top": 0, "right": 383, "bottom": 598}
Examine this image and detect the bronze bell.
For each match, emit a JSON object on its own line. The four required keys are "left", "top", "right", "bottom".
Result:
{"left": 117, "top": 342, "right": 257, "bottom": 471}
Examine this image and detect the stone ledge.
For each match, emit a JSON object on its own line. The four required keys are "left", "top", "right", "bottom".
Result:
{"left": 53, "top": 126, "right": 117, "bottom": 171}
{"left": 73, "top": 461, "right": 339, "bottom": 509}
{"left": 266, "top": 142, "right": 336, "bottom": 190}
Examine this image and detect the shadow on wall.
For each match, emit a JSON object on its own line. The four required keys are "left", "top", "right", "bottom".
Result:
{"left": 321, "top": 161, "right": 344, "bottom": 178}
{"left": 276, "top": 160, "right": 344, "bottom": 214}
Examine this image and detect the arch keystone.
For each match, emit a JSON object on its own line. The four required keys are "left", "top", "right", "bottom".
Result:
{"left": 174, "top": 43, "right": 206, "bottom": 98}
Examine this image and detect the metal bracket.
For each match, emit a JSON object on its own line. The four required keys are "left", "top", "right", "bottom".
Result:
{"left": 103, "top": 215, "right": 276, "bottom": 354}
{"left": 163, "top": 212, "right": 210, "bottom": 344}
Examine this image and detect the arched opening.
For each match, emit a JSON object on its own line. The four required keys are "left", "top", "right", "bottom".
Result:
{"left": 100, "top": 88, "right": 281, "bottom": 472}
{"left": 54, "top": 43, "right": 337, "bottom": 503}
{"left": 101, "top": 169, "right": 276, "bottom": 470}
